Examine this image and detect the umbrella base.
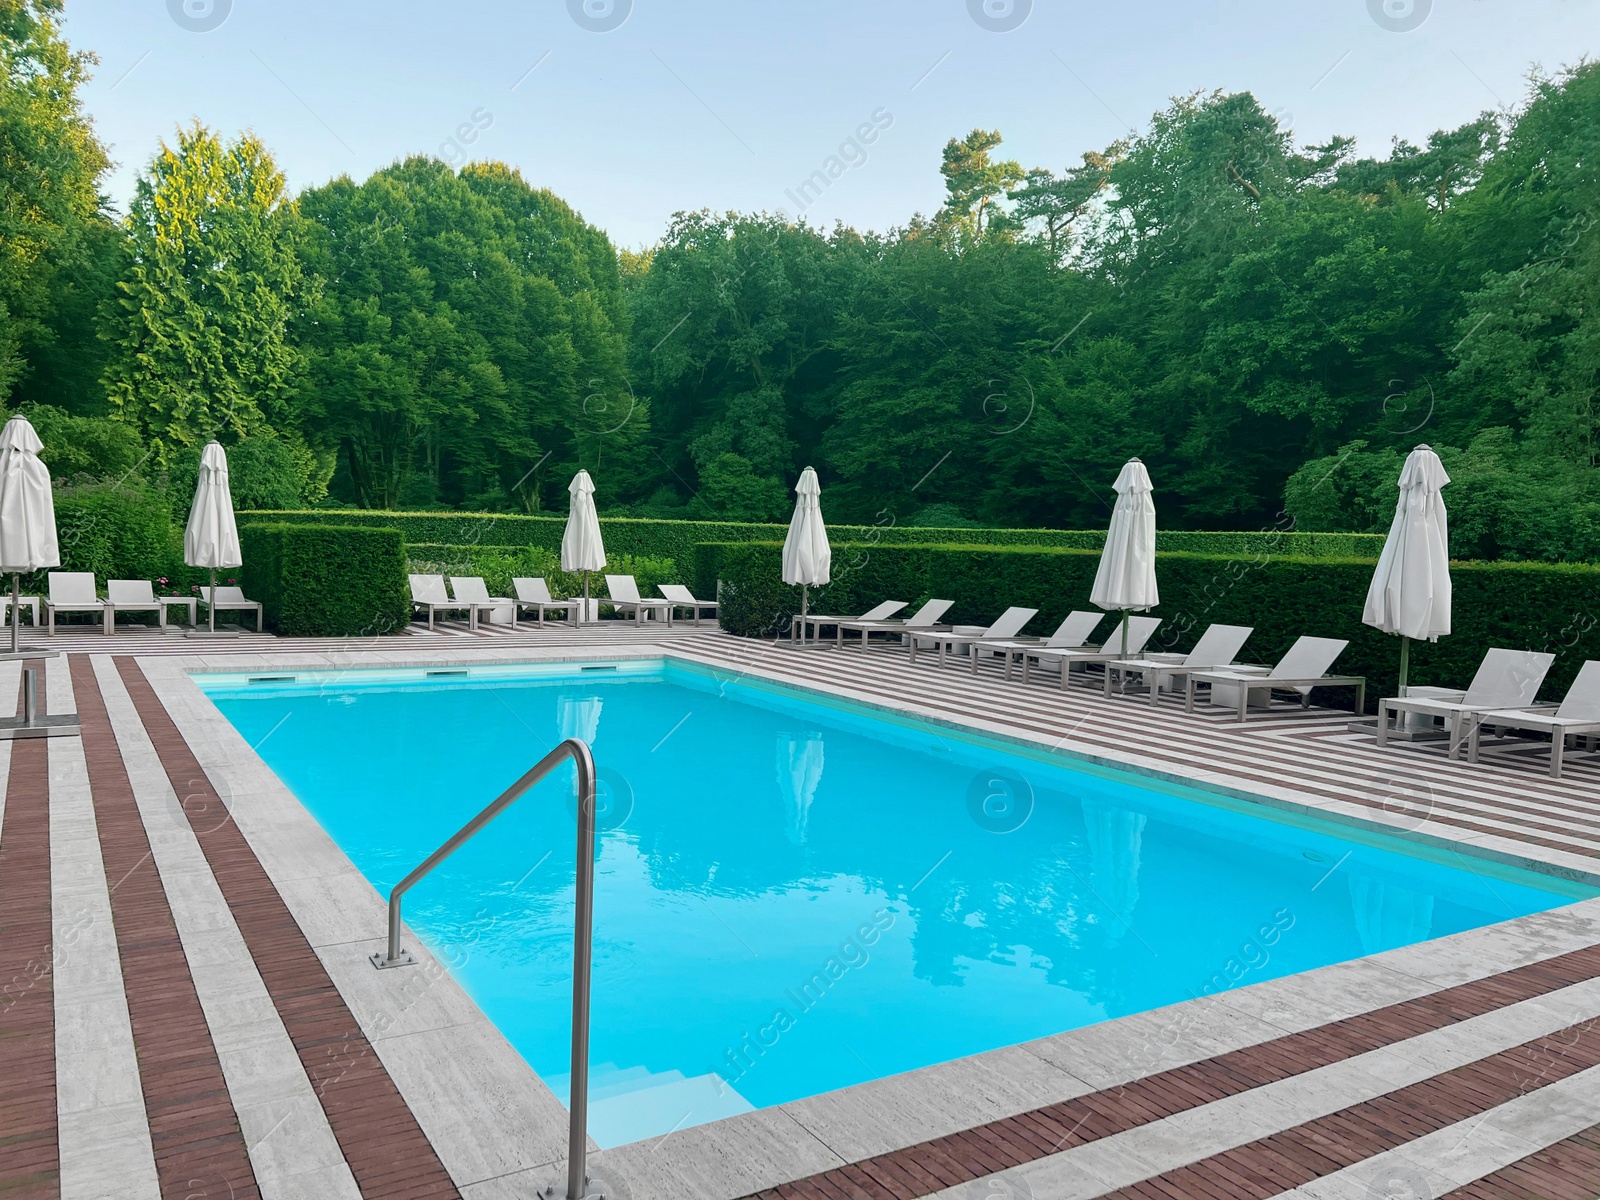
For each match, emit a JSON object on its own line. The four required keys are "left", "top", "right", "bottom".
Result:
{"left": 185, "top": 628, "right": 243, "bottom": 639}
{"left": 0, "top": 714, "right": 80, "bottom": 740}
{"left": 0, "top": 649, "right": 57, "bottom": 662}
{"left": 1346, "top": 718, "right": 1450, "bottom": 742}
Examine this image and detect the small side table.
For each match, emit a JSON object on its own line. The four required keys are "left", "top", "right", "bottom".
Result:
{"left": 0, "top": 595, "right": 41, "bottom": 628}
{"left": 159, "top": 596, "right": 199, "bottom": 627}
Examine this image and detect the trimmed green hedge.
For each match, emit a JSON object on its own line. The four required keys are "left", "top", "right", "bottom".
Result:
{"left": 696, "top": 541, "right": 1600, "bottom": 705}
{"left": 405, "top": 543, "right": 676, "bottom": 603}
{"left": 240, "top": 523, "right": 409, "bottom": 637}
{"left": 242, "top": 509, "right": 1386, "bottom": 564}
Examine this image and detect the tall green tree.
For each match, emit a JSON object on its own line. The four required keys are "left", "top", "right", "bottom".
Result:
{"left": 938, "top": 129, "right": 1025, "bottom": 240}
{"left": 293, "top": 158, "right": 636, "bottom": 510}
{"left": 102, "top": 123, "right": 303, "bottom": 458}
{"left": 0, "top": 0, "right": 111, "bottom": 407}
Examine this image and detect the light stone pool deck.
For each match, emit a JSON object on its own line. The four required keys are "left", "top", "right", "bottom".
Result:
{"left": 4, "top": 623, "right": 1600, "bottom": 1200}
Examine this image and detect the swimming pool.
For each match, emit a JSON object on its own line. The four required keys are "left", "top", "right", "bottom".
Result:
{"left": 199, "top": 658, "right": 1590, "bottom": 1147}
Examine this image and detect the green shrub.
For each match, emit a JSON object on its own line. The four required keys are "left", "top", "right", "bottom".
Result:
{"left": 48, "top": 482, "right": 181, "bottom": 586}
{"left": 405, "top": 543, "right": 676, "bottom": 605}
{"left": 697, "top": 541, "right": 1600, "bottom": 704}
{"left": 240, "top": 523, "right": 408, "bottom": 637}
{"left": 239, "top": 508, "right": 1387, "bottom": 563}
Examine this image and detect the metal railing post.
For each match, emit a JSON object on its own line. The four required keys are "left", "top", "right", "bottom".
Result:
{"left": 368, "top": 737, "right": 598, "bottom": 1199}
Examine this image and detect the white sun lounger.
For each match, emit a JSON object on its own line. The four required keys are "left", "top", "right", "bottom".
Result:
{"left": 200, "top": 585, "right": 264, "bottom": 632}
{"left": 46, "top": 572, "right": 109, "bottom": 634}
{"left": 1467, "top": 660, "right": 1600, "bottom": 779}
{"left": 793, "top": 601, "right": 906, "bottom": 643}
{"left": 659, "top": 584, "right": 718, "bottom": 626}
{"left": 1377, "top": 647, "right": 1557, "bottom": 757}
{"left": 1017, "top": 615, "right": 1163, "bottom": 687}
{"left": 512, "top": 577, "right": 582, "bottom": 626}
{"left": 409, "top": 574, "right": 473, "bottom": 631}
{"left": 833, "top": 598, "right": 955, "bottom": 649}
{"left": 907, "top": 606, "right": 1038, "bottom": 671}
{"left": 106, "top": 579, "right": 174, "bottom": 632}
{"left": 449, "top": 576, "right": 516, "bottom": 632}
{"left": 1187, "top": 636, "right": 1364, "bottom": 722}
{"left": 1103, "top": 623, "right": 1255, "bottom": 704}
{"left": 604, "top": 574, "right": 673, "bottom": 624}
{"left": 983, "top": 610, "right": 1107, "bottom": 679}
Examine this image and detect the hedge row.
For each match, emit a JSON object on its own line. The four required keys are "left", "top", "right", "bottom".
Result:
{"left": 242, "top": 509, "right": 1386, "bottom": 564}
{"left": 695, "top": 541, "right": 1600, "bottom": 704}
{"left": 240, "top": 523, "right": 409, "bottom": 637}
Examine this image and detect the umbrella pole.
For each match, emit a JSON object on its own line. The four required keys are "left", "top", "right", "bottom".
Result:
{"left": 800, "top": 586, "right": 808, "bottom": 646}
{"left": 10, "top": 573, "right": 19, "bottom": 656}
{"left": 1398, "top": 634, "right": 1411, "bottom": 698}
{"left": 209, "top": 568, "right": 217, "bottom": 634}
{"left": 583, "top": 571, "right": 590, "bottom": 625}
{"left": 1119, "top": 611, "right": 1129, "bottom": 659}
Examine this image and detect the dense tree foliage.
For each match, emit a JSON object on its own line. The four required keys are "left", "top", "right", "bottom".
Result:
{"left": 0, "top": 0, "right": 111, "bottom": 410}
{"left": 0, "top": 5, "right": 1594, "bottom": 561}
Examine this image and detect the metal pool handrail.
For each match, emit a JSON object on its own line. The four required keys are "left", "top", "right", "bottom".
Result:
{"left": 369, "top": 737, "right": 598, "bottom": 1200}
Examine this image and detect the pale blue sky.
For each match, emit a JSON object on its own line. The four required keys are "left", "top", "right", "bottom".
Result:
{"left": 68, "top": 0, "right": 1599, "bottom": 249}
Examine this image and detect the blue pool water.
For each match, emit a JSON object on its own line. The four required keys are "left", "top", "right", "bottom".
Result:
{"left": 200, "top": 659, "right": 1589, "bottom": 1146}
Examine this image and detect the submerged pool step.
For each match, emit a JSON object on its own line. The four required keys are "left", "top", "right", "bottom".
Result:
{"left": 545, "top": 1063, "right": 755, "bottom": 1147}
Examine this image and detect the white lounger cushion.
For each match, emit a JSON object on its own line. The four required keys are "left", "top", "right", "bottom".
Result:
{"left": 605, "top": 574, "right": 644, "bottom": 603}
{"left": 514, "top": 577, "right": 567, "bottom": 604}
{"left": 409, "top": 574, "right": 451, "bottom": 604}
{"left": 107, "top": 580, "right": 158, "bottom": 605}
{"left": 1270, "top": 635, "right": 1350, "bottom": 683}
{"left": 659, "top": 584, "right": 713, "bottom": 606}
{"left": 1181, "top": 623, "right": 1253, "bottom": 667}
{"left": 1556, "top": 660, "right": 1600, "bottom": 720}
{"left": 1460, "top": 648, "right": 1556, "bottom": 708}
{"left": 449, "top": 576, "right": 505, "bottom": 604}
{"left": 1049, "top": 610, "right": 1105, "bottom": 648}
{"left": 981, "top": 606, "right": 1037, "bottom": 639}
{"left": 49, "top": 572, "right": 100, "bottom": 605}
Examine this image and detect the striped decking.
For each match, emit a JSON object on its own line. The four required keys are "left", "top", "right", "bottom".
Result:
{"left": 0, "top": 627, "right": 1596, "bottom": 1200}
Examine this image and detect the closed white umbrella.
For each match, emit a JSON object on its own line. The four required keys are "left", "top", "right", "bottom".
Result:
{"left": 1090, "top": 458, "right": 1159, "bottom": 657}
{"left": 0, "top": 415, "right": 60, "bottom": 656}
{"left": 1362, "top": 444, "right": 1451, "bottom": 696}
{"left": 184, "top": 440, "right": 243, "bottom": 634}
{"left": 782, "top": 466, "right": 831, "bottom": 644}
{"left": 561, "top": 469, "right": 606, "bottom": 622}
